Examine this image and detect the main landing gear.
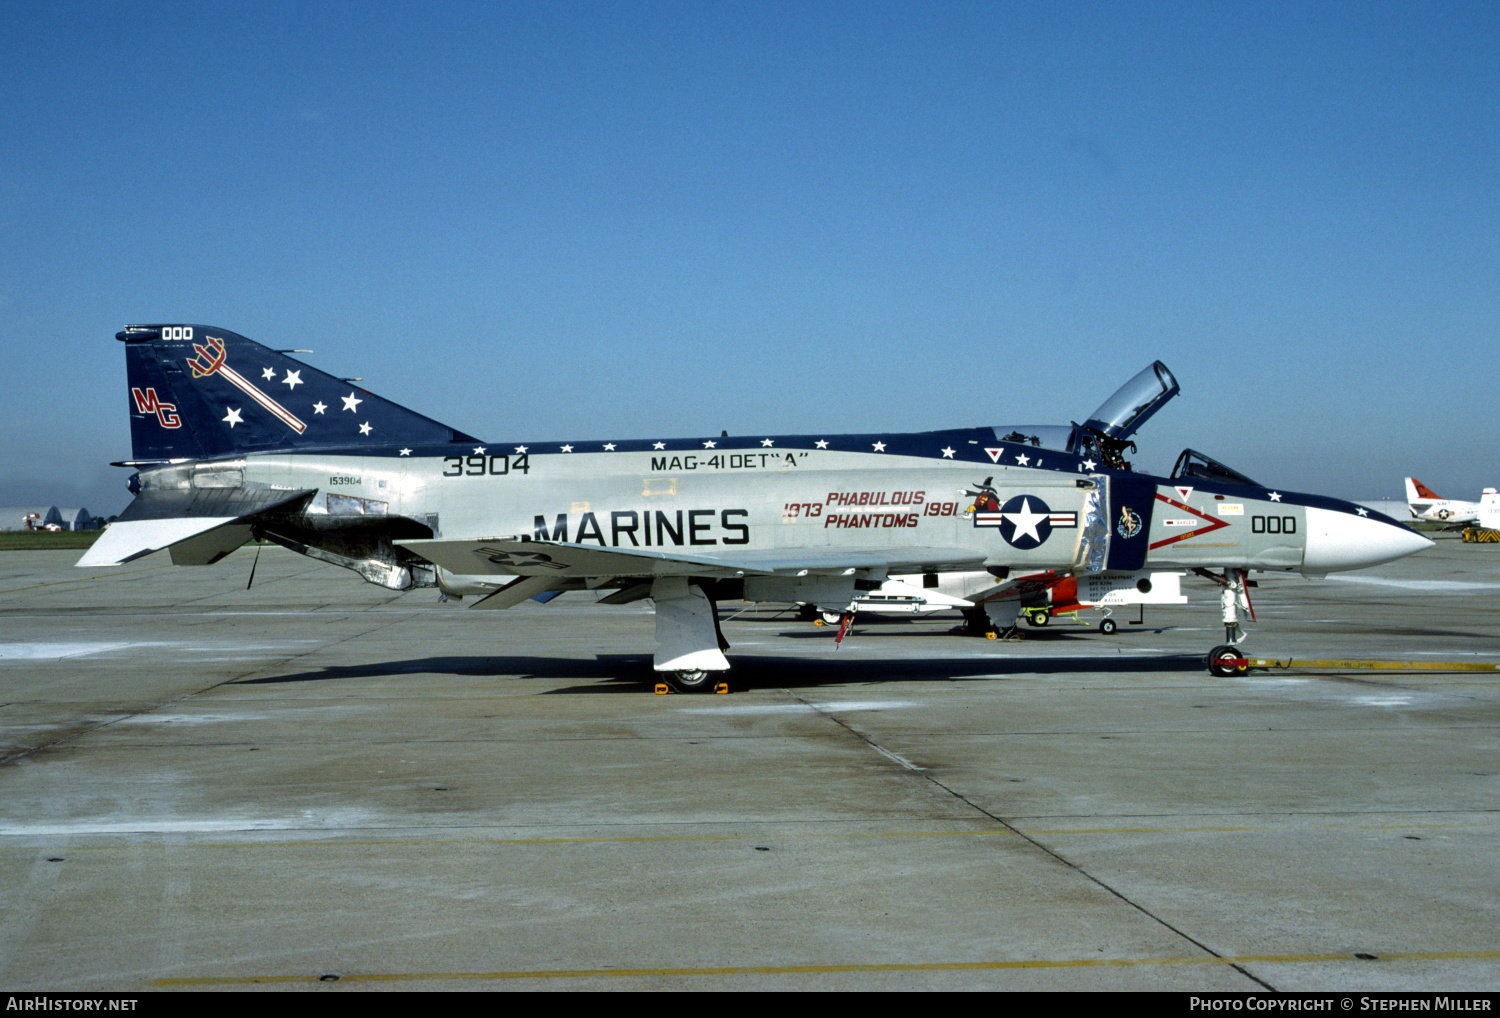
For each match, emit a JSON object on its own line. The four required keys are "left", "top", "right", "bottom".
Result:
{"left": 652, "top": 578, "right": 731, "bottom": 693}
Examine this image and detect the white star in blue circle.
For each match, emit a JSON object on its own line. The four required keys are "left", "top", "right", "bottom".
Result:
{"left": 997, "top": 495, "right": 1054, "bottom": 550}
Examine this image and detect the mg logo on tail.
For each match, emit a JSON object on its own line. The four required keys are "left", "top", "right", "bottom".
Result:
{"left": 130, "top": 387, "right": 180, "bottom": 429}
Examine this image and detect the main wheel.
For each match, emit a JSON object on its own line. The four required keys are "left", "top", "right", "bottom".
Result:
{"left": 1099, "top": 618, "right": 1117, "bottom": 635}
{"left": 667, "top": 668, "right": 714, "bottom": 692}
{"left": 1206, "top": 644, "right": 1248, "bottom": 677}
{"left": 820, "top": 610, "right": 843, "bottom": 625}
{"left": 1025, "top": 610, "right": 1049, "bottom": 627}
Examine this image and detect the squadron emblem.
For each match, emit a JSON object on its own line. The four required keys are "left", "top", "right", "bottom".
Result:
{"left": 1116, "top": 505, "right": 1143, "bottom": 539}
{"left": 185, "top": 335, "right": 308, "bottom": 435}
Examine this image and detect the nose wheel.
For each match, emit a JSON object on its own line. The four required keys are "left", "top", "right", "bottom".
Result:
{"left": 1207, "top": 644, "right": 1249, "bottom": 677}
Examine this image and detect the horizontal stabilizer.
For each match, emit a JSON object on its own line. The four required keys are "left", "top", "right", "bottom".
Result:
{"left": 78, "top": 517, "right": 244, "bottom": 566}
{"left": 76, "top": 488, "right": 315, "bottom": 567}
{"left": 115, "top": 487, "right": 316, "bottom": 522}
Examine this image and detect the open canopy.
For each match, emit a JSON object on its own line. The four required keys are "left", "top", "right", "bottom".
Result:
{"left": 1081, "top": 361, "right": 1180, "bottom": 442}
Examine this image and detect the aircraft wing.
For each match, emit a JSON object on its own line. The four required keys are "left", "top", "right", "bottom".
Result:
{"left": 965, "top": 570, "right": 1064, "bottom": 605}
{"left": 396, "top": 538, "right": 986, "bottom": 580}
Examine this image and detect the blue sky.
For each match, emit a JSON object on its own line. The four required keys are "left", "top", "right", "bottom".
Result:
{"left": 3, "top": 1, "right": 1496, "bottom": 515}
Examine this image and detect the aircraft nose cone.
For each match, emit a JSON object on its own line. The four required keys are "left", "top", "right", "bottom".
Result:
{"left": 1302, "top": 506, "right": 1434, "bottom": 574}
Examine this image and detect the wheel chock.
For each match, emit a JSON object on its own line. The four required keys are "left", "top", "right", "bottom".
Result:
{"left": 813, "top": 619, "right": 824, "bottom": 627}
{"left": 714, "top": 682, "right": 730, "bottom": 694}
{"left": 654, "top": 683, "right": 670, "bottom": 695}
{"left": 985, "top": 631, "right": 997, "bottom": 640}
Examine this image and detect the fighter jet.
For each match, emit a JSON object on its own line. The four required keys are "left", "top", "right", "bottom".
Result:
{"left": 1404, "top": 477, "right": 1496, "bottom": 528}
{"left": 82, "top": 325, "right": 1432, "bottom": 689}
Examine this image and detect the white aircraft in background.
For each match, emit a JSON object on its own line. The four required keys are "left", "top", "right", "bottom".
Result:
{"left": 1479, "top": 490, "right": 1500, "bottom": 532}
{"left": 832, "top": 570, "right": 1188, "bottom": 636}
{"left": 1404, "top": 477, "right": 1496, "bottom": 527}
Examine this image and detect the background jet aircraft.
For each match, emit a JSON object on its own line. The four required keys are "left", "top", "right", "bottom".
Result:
{"left": 82, "top": 325, "right": 1431, "bottom": 689}
{"left": 1404, "top": 477, "right": 1496, "bottom": 528}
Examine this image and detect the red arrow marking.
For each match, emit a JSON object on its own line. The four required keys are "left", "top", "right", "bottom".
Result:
{"left": 1148, "top": 492, "right": 1231, "bottom": 550}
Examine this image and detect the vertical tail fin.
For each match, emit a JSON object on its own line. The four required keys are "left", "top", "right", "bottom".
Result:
{"left": 1405, "top": 477, "right": 1442, "bottom": 504}
{"left": 120, "top": 325, "right": 474, "bottom": 461}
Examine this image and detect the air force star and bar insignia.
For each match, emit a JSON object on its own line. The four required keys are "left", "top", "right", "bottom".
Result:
{"left": 966, "top": 485, "right": 1078, "bottom": 549}
{"left": 484, "top": 550, "right": 567, "bottom": 571}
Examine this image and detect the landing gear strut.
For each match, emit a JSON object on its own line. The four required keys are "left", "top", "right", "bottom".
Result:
{"left": 1194, "top": 567, "right": 1255, "bottom": 646}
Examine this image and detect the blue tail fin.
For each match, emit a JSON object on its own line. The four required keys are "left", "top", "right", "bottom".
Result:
{"left": 120, "top": 324, "right": 475, "bottom": 461}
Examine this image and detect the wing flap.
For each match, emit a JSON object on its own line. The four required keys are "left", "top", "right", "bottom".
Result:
{"left": 395, "top": 538, "right": 753, "bottom": 579}
{"left": 396, "top": 538, "right": 987, "bottom": 580}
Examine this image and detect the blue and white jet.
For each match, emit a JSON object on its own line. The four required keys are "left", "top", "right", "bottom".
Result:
{"left": 82, "top": 325, "right": 1432, "bottom": 687}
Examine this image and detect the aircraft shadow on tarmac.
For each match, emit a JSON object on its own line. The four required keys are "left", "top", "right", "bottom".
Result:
{"left": 235, "top": 651, "right": 1207, "bottom": 693}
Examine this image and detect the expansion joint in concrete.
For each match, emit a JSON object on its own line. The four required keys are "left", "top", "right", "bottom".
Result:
{"left": 783, "top": 688, "right": 1278, "bottom": 993}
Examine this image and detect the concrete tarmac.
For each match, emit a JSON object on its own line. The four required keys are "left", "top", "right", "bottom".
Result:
{"left": 0, "top": 541, "right": 1497, "bottom": 991}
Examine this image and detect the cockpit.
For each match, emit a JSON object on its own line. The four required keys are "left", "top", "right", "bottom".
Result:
{"left": 988, "top": 361, "right": 1259, "bottom": 485}
{"left": 990, "top": 361, "right": 1180, "bottom": 471}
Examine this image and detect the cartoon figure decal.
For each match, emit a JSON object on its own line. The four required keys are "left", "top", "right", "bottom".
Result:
{"left": 1116, "top": 505, "right": 1143, "bottom": 540}
{"left": 964, "top": 477, "right": 1003, "bottom": 519}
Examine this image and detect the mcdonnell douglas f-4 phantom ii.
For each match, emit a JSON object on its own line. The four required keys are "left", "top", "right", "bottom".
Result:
{"left": 82, "top": 325, "right": 1432, "bottom": 687}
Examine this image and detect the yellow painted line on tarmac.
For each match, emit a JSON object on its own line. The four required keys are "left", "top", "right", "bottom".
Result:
{"left": 63, "top": 830, "right": 1009, "bottom": 851}
{"left": 1247, "top": 657, "right": 1500, "bottom": 673}
{"left": 50, "top": 819, "right": 1495, "bottom": 853}
{"left": 152, "top": 950, "right": 1500, "bottom": 985}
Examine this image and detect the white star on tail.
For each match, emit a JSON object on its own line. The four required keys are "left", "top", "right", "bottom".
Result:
{"left": 941, "top": 447, "right": 955, "bottom": 458}
{"left": 1003, "top": 498, "right": 1047, "bottom": 544}
{"left": 514, "top": 446, "right": 527, "bottom": 454}
{"left": 282, "top": 370, "right": 302, "bottom": 389}
{"left": 872, "top": 441, "right": 886, "bottom": 452}
{"left": 1268, "top": 492, "right": 1282, "bottom": 502}
{"left": 703, "top": 440, "right": 717, "bottom": 448}
{"left": 341, "top": 393, "right": 362, "bottom": 412}
{"left": 261, "top": 367, "right": 275, "bottom": 380}
{"left": 313, "top": 401, "right": 327, "bottom": 414}
{"left": 603, "top": 443, "right": 616, "bottom": 451}
{"left": 761, "top": 439, "right": 774, "bottom": 447}
{"left": 815, "top": 440, "right": 828, "bottom": 449}
{"left": 561, "top": 445, "right": 573, "bottom": 453}
{"left": 1357, "top": 507, "right": 1369, "bottom": 516}
{"left": 222, "top": 407, "right": 243, "bottom": 428}
{"left": 652, "top": 442, "right": 665, "bottom": 450}
{"left": 399, "top": 448, "right": 411, "bottom": 456}
{"left": 473, "top": 446, "right": 486, "bottom": 454}
{"left": 359, "top": 422, "right": 372, "bottom": 436}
